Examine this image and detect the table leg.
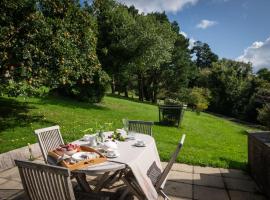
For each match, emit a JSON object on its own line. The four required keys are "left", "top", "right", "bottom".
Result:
{"left": 121, "top": 174, "right": 145, "bottom": 200}
{"left": 74, "top": 173, "right": 92, "bottom": 192}
{"left": 94, "top": 171, "right": 110, "bottom": 192}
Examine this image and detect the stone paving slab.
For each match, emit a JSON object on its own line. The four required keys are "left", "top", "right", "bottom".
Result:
{"left": 168, "top": 171, "right": 193, "bottom": 184}
{"left": 193, "top": 173, "right": 225, "bottom": 188}
{"left": 172, "top": 163, "right": 194, "bottom": 173}
{"left": 224, "top": 177, "right": 260, "bottom": 193}
{"left": 194, "top": 166, "right": 221, "bottom": 176}
{"left": 194, "top": 185, "right": 229, "bottom": 200}
{"left": 0, "top": 162, "right": 267, "bottom": 200}
{"left": 164, "top": 181, "right": 193, "bottom": 199}
{"left": 220, "top": 168, "right": 252, "bottom": 180}
{"left": 229, "top": 191, "right": 267, "bottom": 200}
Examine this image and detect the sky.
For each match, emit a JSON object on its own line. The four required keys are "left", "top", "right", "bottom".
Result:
{"left": 116, "top": 0, "right": 270, "bottom": 71}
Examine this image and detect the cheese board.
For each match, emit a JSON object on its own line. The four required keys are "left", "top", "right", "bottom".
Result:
{"left": 48, "top": 145, "right": 107, "bottom": 171}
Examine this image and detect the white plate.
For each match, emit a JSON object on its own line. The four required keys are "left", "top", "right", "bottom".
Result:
{"left": 134, "top": 143, "right": 146, "bottom": 147}
{"left": 72, "top": 152, "right": 97, "bottom": 161}
{"left": 106, "top": 152, "right": 120, "bottom": 158}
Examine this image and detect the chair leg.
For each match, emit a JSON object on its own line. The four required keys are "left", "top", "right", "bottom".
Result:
{"left": 159, "top": 189, "right": 170, "bottom": 200}
{"left": 119, "top": 187, "right": 130, "bottom": 200}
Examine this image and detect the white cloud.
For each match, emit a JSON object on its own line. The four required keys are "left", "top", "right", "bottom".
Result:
{"left": 180, "top": 31, "right": 188, "bottom": 38}
{"left": 189, "top": 38, "right": 196, "bottom": 49}
{"left": 180, "top": 31, "right": 196, "bottom": 49}
{"left": 237, "top": 37, "right": 270, "bottom": 72}
{"left": 117, "top": 0, "right": 199, "bottom": 13}
{"left": 196, "top": 19, "right": 218, "bottom": 29}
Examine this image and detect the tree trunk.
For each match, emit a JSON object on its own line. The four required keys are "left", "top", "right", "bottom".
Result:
{"left": 152, "top": 72, "right": 158, "bottom": 103}
{"left": 152, "top": 88, "right": 157, "bottom": 103}
{"left": 111, "top": 75, "right": 115, "bottom": 94}
{"left": 124, "top": 86, "right": 128, "bottom": 98}
{"left": 138, "top": 73, "right": 144, "bottom": 101}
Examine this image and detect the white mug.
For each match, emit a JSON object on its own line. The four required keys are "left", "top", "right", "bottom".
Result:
{"left": 136, "top": 139, "right": 145, "bottom": 145}
{"left": 107, "top": 149, "right": 117, "bottom": 156}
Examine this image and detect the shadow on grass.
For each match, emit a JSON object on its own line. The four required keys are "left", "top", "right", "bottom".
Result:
{"left": 0, "top": 97, "right": 52, "bottom": 132}
{"left": 205, "top": 111, "right": 265, "bottom": 130}
{"left": 153, "top": 121, "right": 181, "bottom": 128}
{"left": 106, "top": 93, "right": 157, "bottom": 106}
{"left": 219, "top": 157, "right": 247, "bottom": 171}
{"left": 33, "top": 95, "right": 109, "bottom": 111}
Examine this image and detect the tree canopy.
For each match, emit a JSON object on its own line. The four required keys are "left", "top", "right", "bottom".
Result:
{"left": 1, "top": 0, "right": 270, "bottom": 128}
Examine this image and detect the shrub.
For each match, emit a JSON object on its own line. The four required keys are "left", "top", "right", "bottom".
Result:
{"left": 257, "top": 103, "right": 270, "bottom": 128}
{"left": 164, "top": 98, "right": 182, "bottom": 105}
{"left": 189, "top": 87, "right": 211, "bottom": 113}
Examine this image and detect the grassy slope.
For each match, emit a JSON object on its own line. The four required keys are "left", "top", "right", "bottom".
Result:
{"left": 0, "top": 95, "right": 255, "bottom": 170}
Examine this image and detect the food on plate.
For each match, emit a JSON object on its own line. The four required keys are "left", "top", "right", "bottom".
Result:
{"left": 56, "top": 144, "right": 80, "bottom": 155}
{"left": 72, "top": 152, "right": 100, "bottom": 161}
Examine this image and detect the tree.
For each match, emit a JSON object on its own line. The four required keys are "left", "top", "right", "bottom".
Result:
{"left": 245, "top": 82, "right": 270, "bottom": 122}
{"left": 257, "top": 68, "right": 270, "bottom": 82}
{"left": 0, "top": 0, "right": 51, "bottom": 96}
{"left": 0, "top": 0, "right": 109, "bottom": 102}
{"left": 191, "top": 41, "right": 218, "bottom": 69}
{"left": 93, "top": 0, "right": 135, "bottom": 96}
{"left": 127, "top": 14, "right": 176, "bottom": 102}
{"left": 160, "top": 22, "right": 195, "bottom": 99}
{"left": 257, "top": 103, "right": 270, "bottom": 128}
{"left": 207, "top": 59, "right": 253, "bottom": 117}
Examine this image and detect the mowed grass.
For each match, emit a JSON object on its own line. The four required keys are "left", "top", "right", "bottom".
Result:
{"left": 0, "top": 95, "right": 256, "bottom": 170}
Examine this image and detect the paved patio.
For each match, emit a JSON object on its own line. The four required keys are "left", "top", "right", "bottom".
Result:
{"left": 0, "top": 159, "right": 267, "bottom": 200}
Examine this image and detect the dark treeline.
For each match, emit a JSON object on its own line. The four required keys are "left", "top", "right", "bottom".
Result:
{"left": 1, "top": 0, "right": 270, "bottom": 128}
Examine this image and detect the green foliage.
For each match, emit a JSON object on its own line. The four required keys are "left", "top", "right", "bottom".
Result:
{"left": 94, "top": 1, "right": 191, "bottom": 102}
{"left": 161, "top": 28, "right": 196, "bottom": 99}
{"left": 257, "top": 68, "right": 270, "bottom": 82}
{"left": 257, "top": 103, "right": 270, "bottom": 128}
{"left": 164, "top": 98, "right": 182, "bottom": 105}
{"left": 245, "top": 85, "right": 270, "bottom": 122}
{"left": 0, "top": 0, "right": 109, "bottom": 102}
{"left": 191, "top": 41, "right": 218, "bottom": 69}
{"left": 189, "top": 87, "right": 211, "bottom": 113}
{"left": 93, "top": 0, "right": 136, "bottom": 95}
{"left": 207, "top": 59, "right": 253, "bottom": 117}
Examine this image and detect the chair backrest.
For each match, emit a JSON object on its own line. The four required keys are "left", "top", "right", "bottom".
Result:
{"left": 15, "top": 160, "right": 75, "bottom": 200}
{"left": 128, "top": 120, "right": 154, "bottom": 136}
{"left": 34, "top": 125, "right": 64, "bottom": 163}
{"left": 155, "top": 134, "right": 186, "bottom": 189}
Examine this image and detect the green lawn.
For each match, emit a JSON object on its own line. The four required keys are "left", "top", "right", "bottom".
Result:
{"left": 0, "top": 95, "right": 256, "bottom": 170}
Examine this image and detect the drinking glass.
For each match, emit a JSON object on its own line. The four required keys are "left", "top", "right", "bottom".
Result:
{"left": 122, "top": 118, "right": 129, "bottom": 133}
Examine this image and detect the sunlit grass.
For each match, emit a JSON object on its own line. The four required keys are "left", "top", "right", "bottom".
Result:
{"left": 0, "top": 95, "right": 257, "bottom": 170}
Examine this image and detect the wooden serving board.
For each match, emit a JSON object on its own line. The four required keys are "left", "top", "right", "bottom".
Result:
{"left": 48, "top": 146, "right": 107, "bottom": 171}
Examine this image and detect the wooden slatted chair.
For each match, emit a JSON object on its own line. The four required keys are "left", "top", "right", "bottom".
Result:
{"left": 121, "top": 134, "right": 186, "bottom": 200}
{"left": 128, "top": 120, "right": 154, "bottom": 136}
{"left": 34, "top": 125, "right": 64, "bottom": 163}
{"left": 153, "top": 134, "right": 186, "bottom": 199}
{"left": 15, "top": 160, "right": 113, "bottom": 200}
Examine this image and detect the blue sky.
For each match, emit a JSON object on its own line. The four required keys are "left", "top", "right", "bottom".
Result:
{"left": 117, "top": 0, "right": 270, "bottom": 71}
